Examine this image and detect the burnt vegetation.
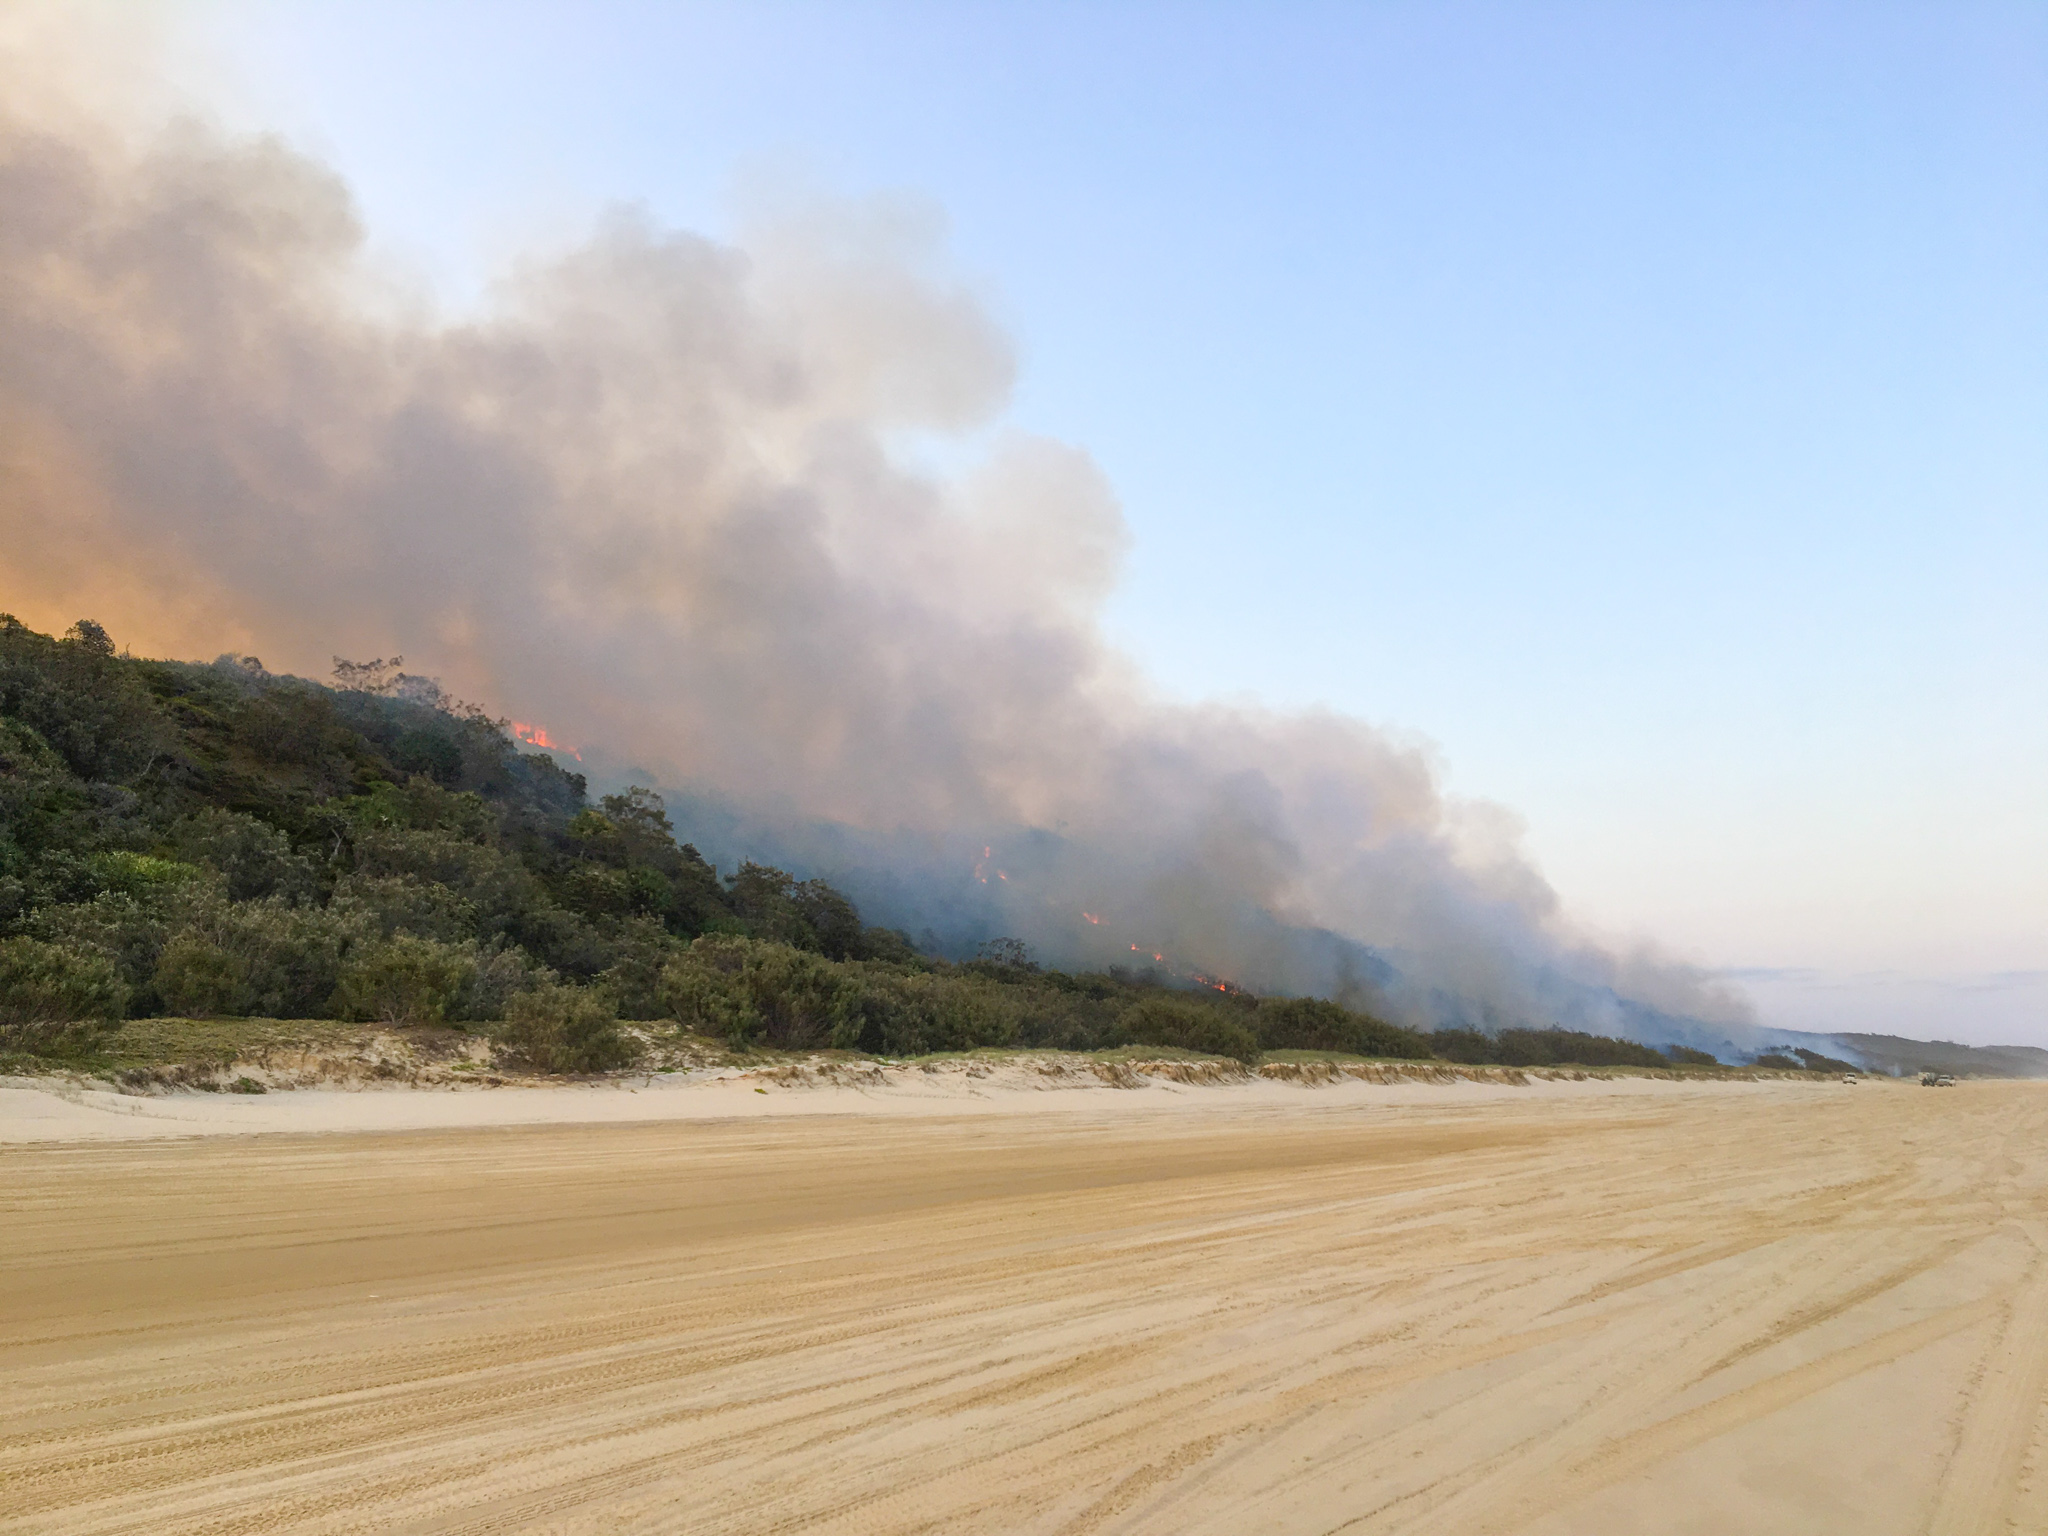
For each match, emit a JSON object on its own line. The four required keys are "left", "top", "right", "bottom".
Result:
{"left": 2, "top": 616, "right": 1747, "bottom": 1077}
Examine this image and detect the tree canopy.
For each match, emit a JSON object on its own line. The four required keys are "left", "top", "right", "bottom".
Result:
{"left": 0, "top": 615, "right": 1735, "bottom": 1075}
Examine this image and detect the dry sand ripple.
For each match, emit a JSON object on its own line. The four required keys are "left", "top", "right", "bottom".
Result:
{"left": 5, "top": 1079, "right": 2047, "bottom": 1533}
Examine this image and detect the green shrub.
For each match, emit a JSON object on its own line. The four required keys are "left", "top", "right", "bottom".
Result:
{"left": 334, "top": 935, "right": 477, "bottom": 1025}
{"left": 662, "top": 936, "right": 1172, "bottom": 1057}
{"left": 341, "top": 776, "right": 494, "bottom": 840}
{"left": 1792, "top": 1046, "right": 1859, "bottom": 1074}
{"left": 556, "top": 863, "right": 670, "bottom": 921}
{"left": 166, "top": 809, "right": 314, "bottom": 901}
{"left": 351, "top": 825, "right": 541, "bottom": 934}
{"left": 828, "top": 971, "right": 918, "bottom": 1053}
{"left": 1429, "top": 1026, "right": 1671, "bottom": 1069}
{"left": 659, "top": 934, "right": 765, "bottom": 1045}
{"left": 1118, "top": 996, "right": 1260, "bottom": 1064}
{"left": 331, "top": 872, "right": 480, "bottom": 942}
{"left": 658, "top": 934, "right": 845, "bottom": 1048}
{"left": 31, "top": 893, "right": 176, "bottom": 1004}
{"left": 895, "top": 971, "right": 1021, "bottom": 1054}
{"left": 466, "top": 945, "right": 550, "bottom": 1021}
{"left": 0, "top": 936, "right": 126, "bottom": 1053}
{"left": 1427, "top": 1027, "right": 1496, "bottom": 1063}
{"left": 224, "top": 900, "right": 362, "bottom": 1017}
{"left": 596, "top": 916, "right": 683, "bottom": 1019}
{"left": 145, "top": 895, "right": 365, "bottom": 1019}
{"left": 153, "top": 931, "right": 251, "bottom": 1017}
{"left": 88, "top": 851, "right": 202, "bottom": 900}
{"left": 1665, "top": 1044, "right": 1719, "bottom": 1067}
{"left": 1255, "top": 996, "right": 1431, "bottom": 1058}
{"left": 498, "top": 984, "right": 637, "bottom": 1073}
{"left": 508, "top": 906, "right": 611, "bottom": 976}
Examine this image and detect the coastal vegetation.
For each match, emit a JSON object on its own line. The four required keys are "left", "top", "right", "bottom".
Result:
{"left": 2, "top": 614, "right": 1762, "bottom": 1079}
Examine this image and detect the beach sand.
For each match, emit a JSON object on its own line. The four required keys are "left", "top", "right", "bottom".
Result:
{"left": 5, "top": 1071, "right": 2046, "bottom": 1533}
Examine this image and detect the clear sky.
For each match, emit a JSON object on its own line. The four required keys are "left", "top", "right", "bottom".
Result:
{"left": 163, "top": 0, "right": 2045, "bottom": 1042}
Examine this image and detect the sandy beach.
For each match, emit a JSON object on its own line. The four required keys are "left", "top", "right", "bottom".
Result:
{"left": 6, "top": 1072, "right": 2046, "bottom": 1533}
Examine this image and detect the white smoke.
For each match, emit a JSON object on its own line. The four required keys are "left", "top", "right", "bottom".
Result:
{"left": 0, "top": 48, "right": 1753, "bottom": 1034}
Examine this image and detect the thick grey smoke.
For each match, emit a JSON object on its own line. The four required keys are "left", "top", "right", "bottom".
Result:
{"left": 0, "top": 79, "right": 1755, "bottom": 1038}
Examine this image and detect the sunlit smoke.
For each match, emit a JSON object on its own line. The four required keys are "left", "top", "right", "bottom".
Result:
{"left": 0, "top": 37, "right": 1756, "bottom": 1041}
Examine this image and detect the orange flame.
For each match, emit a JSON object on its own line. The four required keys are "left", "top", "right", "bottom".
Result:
{"left": 510, "top": 721, "right": 580, "bottom": 759}
{"left": 1081, "top": 912, "right": 1101, "bottom": 925}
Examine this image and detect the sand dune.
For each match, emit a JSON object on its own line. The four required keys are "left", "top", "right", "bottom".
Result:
{"left": 5, "top": 1077, "right": 2046, "bottom": 1533}
{"left": 0, "top": 1057, "right": 1725, "bottom": 1143}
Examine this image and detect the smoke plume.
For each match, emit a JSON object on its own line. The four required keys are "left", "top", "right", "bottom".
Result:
{"left": 0, "top": 58, "right": 1754, "bottom": 1039}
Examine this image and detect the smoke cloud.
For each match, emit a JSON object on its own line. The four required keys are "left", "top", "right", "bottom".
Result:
{"left": 0, "top": 58, "right": 1755, "bottom": 1039}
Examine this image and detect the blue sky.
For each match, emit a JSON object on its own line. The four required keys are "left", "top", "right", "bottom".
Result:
{"left": 172, "top": 1, "right": 2046, "bottom": 1040}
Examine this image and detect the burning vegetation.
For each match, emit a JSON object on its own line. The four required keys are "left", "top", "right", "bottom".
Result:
{"left": 510, "top": 722, "right": 579, "bottom": 758}
{"left": 1, "top": 616, "right": 1749, "bottom": 1077}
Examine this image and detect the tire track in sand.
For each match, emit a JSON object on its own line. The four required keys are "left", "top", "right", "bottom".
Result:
{"left": 5, "top": 1079, "right": 2042, "bottom": 1535}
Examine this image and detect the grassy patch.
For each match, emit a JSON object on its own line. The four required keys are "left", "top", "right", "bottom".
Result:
{"left": 100, "top": 1016, "right": 376, "bottom": 1065}
{"left": 4, "top": 1016, "right": 467, "bottom": 1080}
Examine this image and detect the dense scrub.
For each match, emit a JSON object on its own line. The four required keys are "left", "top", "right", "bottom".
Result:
{"left": 1, "top": 615, "right": 1730, "bottom": 1075}
{"left": 1753, "top": 1046, "right": 1859, "bottom": 1074}
{"left": 1427, "top": 1027, "right": 1679, "bottom": 1070}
